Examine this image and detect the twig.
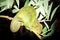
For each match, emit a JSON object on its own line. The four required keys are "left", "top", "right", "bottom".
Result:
{"left": 0, "top": 15, "right": 13, "bottom": 20}
{"left": 40, "top": 19, "right": 50, "bottom": 30}
{"left": 43, "top": 20, "right": 49, "bottom": 30}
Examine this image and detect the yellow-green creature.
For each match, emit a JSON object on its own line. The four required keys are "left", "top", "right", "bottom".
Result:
{"left": 10, "top": 6, "right": 43, "bottom": 40}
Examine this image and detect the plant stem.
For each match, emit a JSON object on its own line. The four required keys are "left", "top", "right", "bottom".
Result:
{"left": 0, "top": 15, "right": 13, "bottom": 20}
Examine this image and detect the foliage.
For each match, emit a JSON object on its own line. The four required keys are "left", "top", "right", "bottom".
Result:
{"left": 0, "top": 0, "right": 19, "bottom": 13}
{"left": 28, "top": 0, "right": 60, "bottom": 21}
{"left": 28, "top": 0, "right": 60, "bottom": 39}
{"left": 0, "top": 0, "right": 14, "bottom": 12}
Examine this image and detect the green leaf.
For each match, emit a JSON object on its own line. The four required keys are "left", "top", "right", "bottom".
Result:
{"left": 16, "top": 0, "right": 19, "bottom": 8}
{"left": 50, "top": 5, "right": 60, "bottom": 20}
{"left": 0, "top": 0, "right": 14, "bottom": 12}
{"left": 50, "top": 20, "right": 57, "bottom": 30}
{"left": 0, "top": 6, "right": 7, "bottom": 13}
{"left": 44, "top": 0, "right": 49, "bottom": 13}
{"left": 12, "top": 5, "right": 19, "bottom": 13}
{"left": 24, "top": 0, "right": 29, "bottom": 7}
{"left": 12, "top": 9, "right": 19, "bottom": 13}
{"left": 0, "top": 0, "right": 6, "bottom": 7}
{"left": 42, "top": 20, "right": 57, "bottom": 39}
{"left": 42, "top": 27, "right": 47, "bottom": 33}
{"left": 0, "top": 0, "right": 6, "bottom": 2}
{"left": 0, "top": 1, "right": 6, "bottom": 7}
{"left": 39, "top": 5, "right": 45, "bottom": 17}
{"left": 48, "top": 2, "right": 53, "bottom": 19}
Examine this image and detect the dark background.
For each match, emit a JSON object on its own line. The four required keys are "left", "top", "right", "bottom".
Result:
{"left": 0, "top": 0, "right": 60, "bottom": 40}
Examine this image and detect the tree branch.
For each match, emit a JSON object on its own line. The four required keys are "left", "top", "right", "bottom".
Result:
{"left": 0, "top": 15, "right": 13, "bottom": 20}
